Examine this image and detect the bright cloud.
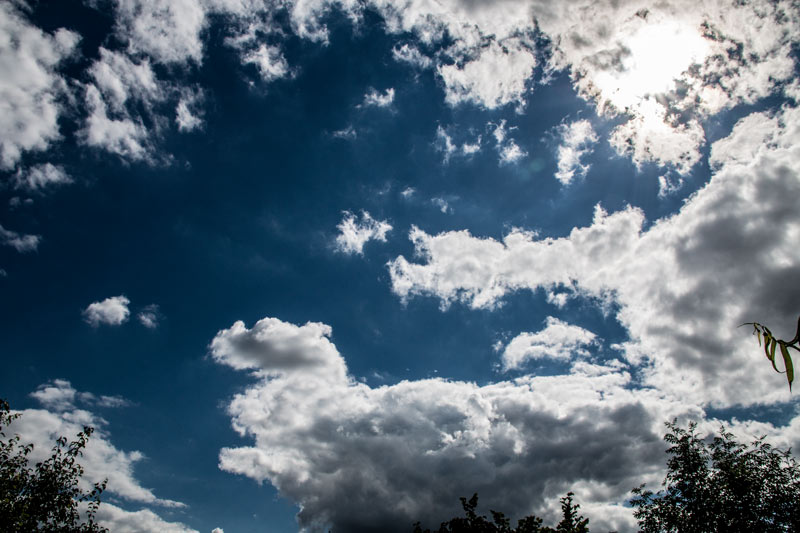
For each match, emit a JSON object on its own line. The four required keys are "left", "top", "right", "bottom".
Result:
{"left": 0, "top": 3, "right": 79, "bottom": 169}
{"left": 0, "top": 224, "right": 40, "bottom": 253}
{"left": 362, "top": 87, "right": 395, "bottom": 108}
{"left": 213, "top": 316, "right": 697, "bottom": 532}
{"left": 242, "top": 44, "right": 291, "bottom": 82}
{"left": 93, "top": 503, "right": 198, "bottom": 533}
{"left": 112, "top": 0, "right": 207, "bottom": 65}
{"left": 11, "top": 380, "right": 185, "bottom": 509}
{"left": 438, "top": 40, "right": 536, "bottom": 110}
{"left": 555, "top": 120, "right": 598, "bottom": 185}
{"left": 83, "top": 295, "right": 131, "bottom": 327}
{"left": 334, "top": 211, "right": 392, "bottom": 255}
{"left": 388, "top": 103, "right": 800, "bottom": 408}
{"left": 492, "top": 121, "right": 526, "bottom": 165}
{"left": 501, "top": 317, "right": 598, "bottom": 370}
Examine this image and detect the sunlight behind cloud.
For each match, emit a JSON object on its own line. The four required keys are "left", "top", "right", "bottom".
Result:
{"left": 594, "top": 21, "right": 711, "bottom": 112}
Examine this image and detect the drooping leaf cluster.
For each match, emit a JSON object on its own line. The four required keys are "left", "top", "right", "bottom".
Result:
{"left": 742, "top": 315, "right": 800, "bottom": 390}
{"left": 412, "top": 492, "right": 589, "bottom": 533}
{"left": 0, "top": 399, "right": 108, "bottom": 532}
{"left": 631, "top": 420, "right": 800, "bottom": 533}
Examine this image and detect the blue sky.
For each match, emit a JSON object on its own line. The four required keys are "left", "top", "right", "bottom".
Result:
{"left": 1, "top": 1, "right": 800, "bottom": 531}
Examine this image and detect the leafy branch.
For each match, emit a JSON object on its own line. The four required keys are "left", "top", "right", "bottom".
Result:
{"left": 741, "top": 316, "right": 800, "bottom": 390}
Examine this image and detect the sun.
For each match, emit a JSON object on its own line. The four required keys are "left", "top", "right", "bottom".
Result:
{"left": 593, "top": 21, "right": 711, "bottom": 112}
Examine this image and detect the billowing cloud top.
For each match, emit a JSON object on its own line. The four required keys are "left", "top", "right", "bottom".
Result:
{"left": 83, "top": 295, "right": 131, "bottom": 327}
{"left": 210, "top": 317, "right": 348, "bottom": 382}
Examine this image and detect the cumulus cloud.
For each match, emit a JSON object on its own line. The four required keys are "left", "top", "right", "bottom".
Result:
{"left": 0, "top": 3, "right": 79, "bottom": 169}
{"left": 388, "top": 103, "right": 800, "bottom": 408}
{"left": 0, "top": 224, "right": 41, "bottom": 253}
{"left": 13, "top": 163, "right": 72, "bottom": 192}
{"left": 500, "top": 317, "right": 599, "bottom": 370}
{"left": 334, "top": 211, "right": 392, "bottom": 255}
{"left": 30, "top": 379, "right": 130, "bottom": 412}
{"left": 368, "top": 0, "right": 797, "bottom": 169}
{"left": 438, "top": 40, "right": 536, "bottom": 110}
{"left": 92, "top": 503, "right": 198, "bottom": 533}
{"left": 11, "top": 380, "right": 185, "bottom": 509}
{"left": 112, "top": 0, "right": 207, "bottom": 65}
{"left": 361, "top": 87, "right": 395, "bottom": 108}
{"left": 83, "top": 295, "right": 131, "bottom": 327}
{"left": 554, "top": 120, "right": 598, "bottom": 185}
{"left": 213, "top": 316, "right": 711, "bottom": 532}
{"left": 210, "top": 317, "right": 347, "bottom": 382}
{"left": 79, "top": 48, "right": 171, "bottom": 161}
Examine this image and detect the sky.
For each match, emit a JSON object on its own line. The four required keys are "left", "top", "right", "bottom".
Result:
{"left": 1, "top": 0, "right": 800, "bottom": 532}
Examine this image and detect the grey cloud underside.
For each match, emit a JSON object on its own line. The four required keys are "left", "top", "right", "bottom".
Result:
{"left": 212, "top": 315, "right": 712, "bottom": 532}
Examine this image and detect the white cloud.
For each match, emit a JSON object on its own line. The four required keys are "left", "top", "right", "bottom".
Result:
{"left": 30, "top": 379, "right": 131, "bottom": 412}
{"left": 242, "top": 44, "right": 290, "bottom": 82}
{"left": 362, "top": 87, "right": 395, "bottom": 108}
{"left": 400, "top": 187, "right": 416, "bottom": 199}
{"left": 79, "top": 47, "right": 174, "bottom": 162}
{"left": 492, "top": 121, "right": 526, "bottom": 165}
{"left": 554, "top": 120, "right": 598, "bottom": 185}
{"left": 214, "top": 316, "right": 706, "bottom": 532}
{"left": 210, "top": 317, "right": 347, "bottom": 382}
{"left": 334, "top": 211, "right": 392, "bottom": 255}
{"left": 176, "top": 88, "right": 205, "bottom": 132}
{"left": 392, "top": 43, "right": 433, "bottom": 69}
{"left": 437, "top": 40, "right": 535, "bottom": 110}
{"left": 0, "top": 224, "right": 40, "bottom": 252}
{"left": 137, "top": 304, "right": 160, "bottom": 329}
{"left": 501, "top": 317, "right": 598, "bottom": 370}
{"left": 435, "top": 126, "right": 482, "bottom": 163}
{"left": 83, "top": 295, "right": 131, "bottom": 327}
{"left": 388, "top": 103, "right": 800, "bottom": 408}
{"left": 608, "top": 98, "right": 705, "bottom": 175}
{"left": 92, "top": 503, "right": 198, "bottom": 533}
{"left": 112, "top": 0, "right": 207, "bottom": 65}
{"left": 14, "top": 163, "right": 72, "bottom": 191}
{"left": 0, "top": 3, "right": 79, "bottom": 169}
{"left": 82, "top": 84, "right": 150, "bottom": 161}
{"left": 366, "top": 0, "right": 799, "bottom": 170}
{"left": 12, "top": 380, "right": 185, "bottom": 509}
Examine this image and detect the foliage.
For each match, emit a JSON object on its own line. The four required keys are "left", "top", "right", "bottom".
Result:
{"left": 412, "top": 491, "right": 589, "bottom": 533}
{"left": 0, "top": 399, "right": 108, "bottom": 532}
{"left": 630, "top": 420, "right": 800, "bottom": 533}
{"left": 742, "top": 315, "right": 800, "bottom": 390}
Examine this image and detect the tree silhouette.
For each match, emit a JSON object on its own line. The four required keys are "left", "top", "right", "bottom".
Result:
{"left": 631, "top": 420, "right": 800, "bottom": 532}
{"left": 412, "top": 491, "right": 589, "bottom": 533}
{"left": 0, "top": 399, "right": 108, "bottom": 532}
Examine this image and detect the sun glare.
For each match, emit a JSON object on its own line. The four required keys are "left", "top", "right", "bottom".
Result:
{"left": 594, "top": 21, "right": 711, "bottom": 111}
